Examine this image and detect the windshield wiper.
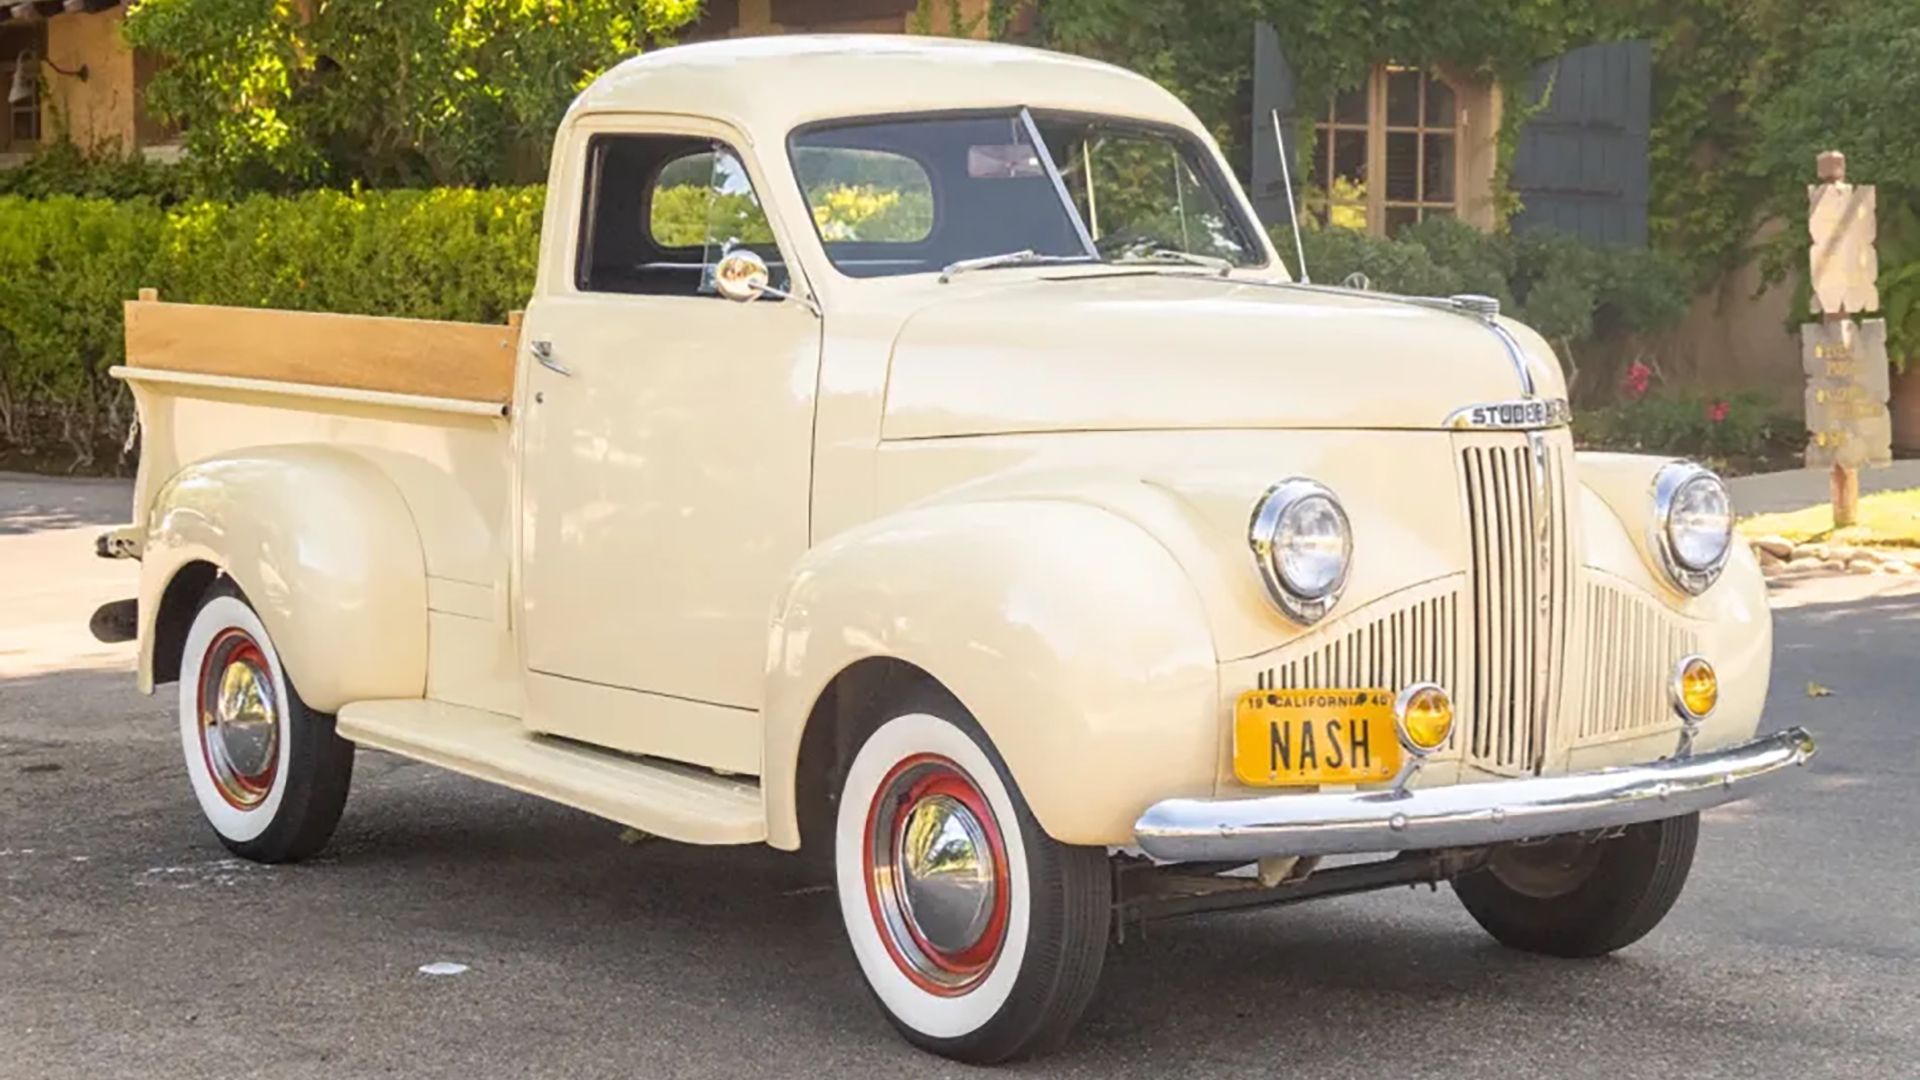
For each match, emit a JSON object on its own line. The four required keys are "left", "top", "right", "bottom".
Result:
{"left": 1110, "top": 249, "right": 1234, "bottom": 277}
{"left": 938, "top": 249, "right": 1095, "bottom": 283}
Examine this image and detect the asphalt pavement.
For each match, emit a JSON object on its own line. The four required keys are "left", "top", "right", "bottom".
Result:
{"left": 2, "top": 472, "right": 1915, "bottom": 1080}
{"left": 1727, "top": 459, "right": 1920, "bottom": 515}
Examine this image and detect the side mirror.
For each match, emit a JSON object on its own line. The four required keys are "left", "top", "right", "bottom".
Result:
{"left": 714, "top": 249, "right": 772, "bottom": 303}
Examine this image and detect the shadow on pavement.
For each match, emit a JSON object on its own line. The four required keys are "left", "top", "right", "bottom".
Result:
{"left": 0, "top": 475, "right": 132, "bottom": 536}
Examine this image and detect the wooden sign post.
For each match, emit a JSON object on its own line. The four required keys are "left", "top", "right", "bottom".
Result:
{"left": 1804, "top": 151, "right": 1891, "bottom": 526}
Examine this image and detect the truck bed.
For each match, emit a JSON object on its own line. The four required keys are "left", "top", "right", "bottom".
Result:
{"left": 122, "top": 296, "right": 521, "bottom": 406}
{"left": 113, "top": 295, "right": 525, "bottom": 716}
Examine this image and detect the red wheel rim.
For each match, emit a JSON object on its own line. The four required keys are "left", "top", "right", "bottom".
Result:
{"left": 861, "top": 753, "right": 1011, "bottom": 996}
{"left": 195, "top": 627, "right": 281, "bottom": 811}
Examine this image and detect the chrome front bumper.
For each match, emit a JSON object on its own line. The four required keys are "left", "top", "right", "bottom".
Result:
{"left": 1133, "top": 727, "right": 1817, "bottom": 863}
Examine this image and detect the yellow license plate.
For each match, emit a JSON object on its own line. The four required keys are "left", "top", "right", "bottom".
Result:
{"left": 1232, "top": 688, "right": 1401, "bottom": 786}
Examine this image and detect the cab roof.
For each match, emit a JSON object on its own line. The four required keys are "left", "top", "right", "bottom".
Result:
{"left": 570, "top": 35, "right": 1205, "bottom": 136}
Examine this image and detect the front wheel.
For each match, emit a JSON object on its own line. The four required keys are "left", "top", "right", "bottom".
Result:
{"left": 1453, "top": 813, "right": 1700, "bottom": 958}
{"left": 176, "top": 579, "right": 355, "bottom": 863}
{"left": 834, "top": 700, "right": 1111, "bottom": 1064}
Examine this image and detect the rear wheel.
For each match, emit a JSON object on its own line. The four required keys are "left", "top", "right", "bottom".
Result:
{"left": 176, "top": 579, "right": 354, "bottom": 863}
{"left": 1453, "top": 813, "right": 1700, "bottom": 958}
{"left": 833, "top": 698, "right": 1110, "bottom": 1064}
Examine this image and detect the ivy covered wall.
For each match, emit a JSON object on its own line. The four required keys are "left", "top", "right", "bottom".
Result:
{"left": 1027, "top": 0, "right": 1853, "bottom": 286}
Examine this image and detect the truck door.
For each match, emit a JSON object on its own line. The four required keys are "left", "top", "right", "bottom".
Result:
{"left": 515, "top": 118, "right": 820, "bottom": 764}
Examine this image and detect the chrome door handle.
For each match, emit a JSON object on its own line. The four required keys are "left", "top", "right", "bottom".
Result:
{"left": 530, "top": 339, "right": 571, "bottom": 377}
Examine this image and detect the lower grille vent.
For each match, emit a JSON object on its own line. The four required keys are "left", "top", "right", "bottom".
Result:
{"left": 1257, "top": 589, "right": 1462, "bottom": 750}
{"left": 1579, "top": 579, "right": 1699, "bottom": 739}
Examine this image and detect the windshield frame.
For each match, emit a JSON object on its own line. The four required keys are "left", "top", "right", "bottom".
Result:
{"left": 785, "top": 106, "right": 1272, "bottom": 280}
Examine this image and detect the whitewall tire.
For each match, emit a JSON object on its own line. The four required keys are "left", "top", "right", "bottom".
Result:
{"left": 176, "top": 579, "right": 354, "bottom": 863}
{"left": 834, "top": 698, "right": 1110, "bottom": 1063}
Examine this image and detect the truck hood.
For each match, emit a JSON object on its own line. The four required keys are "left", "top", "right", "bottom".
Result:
{"left": 879, "top": 273, "right": 1564, "bottom": 439}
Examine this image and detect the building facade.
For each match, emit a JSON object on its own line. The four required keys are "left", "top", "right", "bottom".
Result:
{"left": 0, "top": 0, "right": 175, "bottom": 165}
{"left": 0, "top": 0, "right": 985, "bottom": 166}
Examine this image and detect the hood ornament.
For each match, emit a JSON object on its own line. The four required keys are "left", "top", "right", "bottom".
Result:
{"left": 1450, "top": 294, "right": 1501, "bottom": 319}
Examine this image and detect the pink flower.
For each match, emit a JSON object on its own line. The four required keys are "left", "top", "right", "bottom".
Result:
{"left": 1622, "top": 362, "right": 1652, "bottom": 400}
{"left": 1706, "top": 399, "right": 1730, "bottom": 424}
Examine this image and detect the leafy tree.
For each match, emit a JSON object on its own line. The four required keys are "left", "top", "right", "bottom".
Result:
{"left": 1755, "top": 0, "right": 1920, "bottom": 209}
{"left": 122, "top": 0, "right": 702, "bottom": 191}
{"left": 1754, "top": 0, "right": 1920, "bottom": 365}
{"left": 1617, "top": 0, "right": 1844, "bottom": 281}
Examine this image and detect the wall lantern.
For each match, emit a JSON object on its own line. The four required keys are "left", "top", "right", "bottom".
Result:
{"left": 8, "top": 48, "right": 88, "bottom": 106}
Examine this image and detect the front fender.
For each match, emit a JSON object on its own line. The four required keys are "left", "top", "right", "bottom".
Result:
{"left": 139, "top": 446, "right": 428, "bottom": 712}
{"left": 763, "top": 499, "right": 1219, "bottom": 849}
{"left": 1574, "top": 452, "right": 1771, "bottom": 755}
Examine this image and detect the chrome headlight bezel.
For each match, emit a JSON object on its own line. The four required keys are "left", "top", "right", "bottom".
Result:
{"left": 1248, "top": 479, "right": 1352, "bottom": 625}
{"left": 1649, "top": 461, "right": 1733, "bottom": 595}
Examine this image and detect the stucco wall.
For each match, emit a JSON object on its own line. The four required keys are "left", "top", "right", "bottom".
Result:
{"left": 46, "top": 7, "right": 134, "bottom": 152}
{"left": 1648, "top": 221, "right": 1803, "bottom": 411}
{"left": 1455, "top": 78, "right": 1502, "bottom": 231}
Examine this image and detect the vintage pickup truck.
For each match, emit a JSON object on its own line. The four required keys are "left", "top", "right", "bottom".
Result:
{"left": 95, "top": 35, "right": 1815, "bottom": 1063}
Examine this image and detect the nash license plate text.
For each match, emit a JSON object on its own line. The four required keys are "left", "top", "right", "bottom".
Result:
{"left": 1231, "top": 688, "right": 1401, "bottom": 786}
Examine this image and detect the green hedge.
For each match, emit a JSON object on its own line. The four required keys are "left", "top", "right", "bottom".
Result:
{"left": 1274, "top": 217, "right": 1693, "bottom": 393}
{"left": 0, "top": 143, "right": 193, "bottom": 203}
{"left": 0, "top": 188, "right": 542, "bottom": 467}
{"left": 0, "top": 188, "right": 1701, "bottom": 471}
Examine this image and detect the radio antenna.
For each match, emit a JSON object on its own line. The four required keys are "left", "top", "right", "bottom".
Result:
{"left": 1271, "top": 107, "right": 1311, "bottom": 284}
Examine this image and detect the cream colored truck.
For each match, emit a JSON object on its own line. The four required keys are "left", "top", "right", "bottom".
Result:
{"left": 95, "top": 35, "right": 1815, "bottom": 1064}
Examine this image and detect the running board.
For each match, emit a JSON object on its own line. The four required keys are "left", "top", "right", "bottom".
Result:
{"left": 336, "top": 699, "right": 765, "bottom": 845}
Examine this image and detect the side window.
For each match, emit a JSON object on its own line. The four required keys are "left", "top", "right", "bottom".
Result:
{"left": 576, "top": 133, "right": 787, "bottom": 297}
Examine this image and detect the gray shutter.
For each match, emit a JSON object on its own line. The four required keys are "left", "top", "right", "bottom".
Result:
{"left": 1249, "top": 21, "right": 1298, "bottom": 230}
{"left": 1510, "top": 40, "right": 1651, "bottom": 248}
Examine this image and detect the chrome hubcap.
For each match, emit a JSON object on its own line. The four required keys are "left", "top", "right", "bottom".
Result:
{"left": 865, "top": 755, "right": 1009, "bottom": 995}
{"left": 196, "top": 629, "right": 280, "bottom": 810}
{"left": 897, "top": 794, "right": 997, "bottom": 954}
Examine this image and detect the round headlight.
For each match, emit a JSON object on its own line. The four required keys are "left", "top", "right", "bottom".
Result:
{"left": 1249, "top": 479, "right": 1352, "bottom": 624}
{"left": 1651, "top": 462, "right": 1732, "bottom": 594}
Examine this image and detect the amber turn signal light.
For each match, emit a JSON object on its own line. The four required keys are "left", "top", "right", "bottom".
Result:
{"left": 1394, "top": 683, "right": 1454, "bottom": 756}
{"left": 1671, "top": 655, "right": 1718, "bottom": 721}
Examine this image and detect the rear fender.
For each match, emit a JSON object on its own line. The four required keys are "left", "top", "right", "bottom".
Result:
{"left": 139, "top": 446, "right": 428, "bottom": 712}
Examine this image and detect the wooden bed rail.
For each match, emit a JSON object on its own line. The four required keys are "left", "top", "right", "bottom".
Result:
{"left": 124, "top": 289, "right": 522, "bottom": 406}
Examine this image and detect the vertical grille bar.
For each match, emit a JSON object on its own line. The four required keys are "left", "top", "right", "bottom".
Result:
{"left": 1463, "top": 447, "right": 1494, "bottom": 761}
{"left": 1457, "top": 436, "right": 1569, "bottom": 774}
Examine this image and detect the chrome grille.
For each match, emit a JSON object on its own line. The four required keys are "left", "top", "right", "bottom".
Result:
{"left": 1458, "top": 436, "right": 1573, "bottom": 774}
{"left": 1256, "top": 588, "right": 1463, "bottom": 750}
{"left": 1579, "top": 579, "right": 1698, "bottom": 740}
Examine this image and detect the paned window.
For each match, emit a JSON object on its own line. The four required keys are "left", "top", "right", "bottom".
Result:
{"left": 1308, "top": 66, "right": 1460, "bottom": 236}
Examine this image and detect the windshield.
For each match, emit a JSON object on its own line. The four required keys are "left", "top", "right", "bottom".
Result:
{"left": 789, "top": 109, "right": 1266, "bottom": 279}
